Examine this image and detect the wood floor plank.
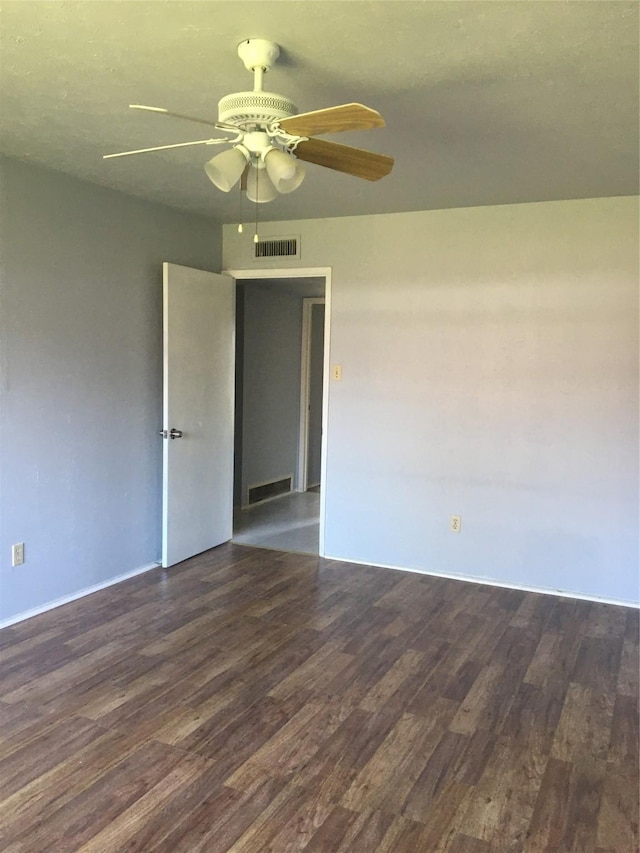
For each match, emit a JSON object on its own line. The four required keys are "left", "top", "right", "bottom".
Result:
{"left": 375, "top": 811, "right": 473, "bottom": 853}
{"left": 408, "top": 781, "right": 477, "bottom": 852}
{"left": 358, "top": 648, "right": 425, "bottom": 712}
{"left": 458, "top": 731, "right": 547, "bottom": 850}
{"left": 584, "top": 602, "right": 628, "bottom": 639}
{"left": 464, "top": 683, "right": 563, "bottom": 853}
{"left": 0, "top": 715, "right": 106, "bottom": 800}
{"left": 617, "top": 635, "right": 640, "bottom": 696}
{"left": 2, "top": 640, "right": 130, "bottom": 705}
{"left": 291, "top": 707, "right": 398, "bottom": 804}
{"left": 596, "top": 759, "right": 639, "bottom": 853}
{"left": 225, "top": 696, "right": 355, "bottom": 790}
{"left": 560, "top": 757, "right": 607, "bottom": 852}
{"left": 401, "top": 730, "right": 474, "bottom": 821}
{"left": 181, "top": 693, "right": 308, "bottom": 781}
{"left": 523, "top": 630, "right": 564, "bottom": 687}
{"left": 222, "top": 783, "right": 317, "bottom": 853}
{"left": 0, "top": 726, "right": 149, "bottom": 836}
{"left": 446, "top": 835, "right": 491, "bottom": 852}
{"left": 607, "top": 692, "right": 639, "bottom": 767}
{"left": 146, "top": 779, "right": 278, "bottom": 853}
{"left": 340, "top": 698, "right": 457, "bottom": 815}
{"left": 572, "top": 635, "right": 623, "bottom": 693}
{"left": 551, "top": 682, "right": 615, "bottom": 764}
{"left": 2, "top": 739, "right": 191, "bottom": 852}
{"left": 74, "top": 752, "right": 215, "bottom": 853}
{"left": 523, "top": 756, "right": 574, "bottom": 852}
{"left": 0, "top": 699, "right": 50, "bottom": 745}
{"left": 448, "top": 661, "right": 505, "bottom": 735}
{"left": 0, "top": 541, "right": 636, "bottom": 852}
{"left": 268, "top": 639, "right": 354, "bottom": 702}
{"left": 253, "top": 789, "right": 334, "bottom": 852}
{"left": 0, "top": 627, "right": 62, "bottom": 666}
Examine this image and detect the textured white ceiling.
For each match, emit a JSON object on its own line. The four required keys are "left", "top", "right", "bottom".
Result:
{"left": 1, "top": 1, "right": 638, "bottom": 223}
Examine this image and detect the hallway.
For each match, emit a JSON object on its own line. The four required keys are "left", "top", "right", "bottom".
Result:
{"left": 232, "top": 490, "right": 320, "bottom": 555}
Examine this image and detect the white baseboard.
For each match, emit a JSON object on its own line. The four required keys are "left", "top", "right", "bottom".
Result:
{"left": 322, "top": 554, "right": 640, "bottom": 610}
{"left": 2, "top": 553, "right": 636, "bottom": 630}
{"left": 0, "top": 562, "right": 161, "bottom": 629}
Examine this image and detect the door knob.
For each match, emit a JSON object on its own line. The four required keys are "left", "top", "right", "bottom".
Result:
{"left": 159, "top": 428, "right": 183, "bottom": 439}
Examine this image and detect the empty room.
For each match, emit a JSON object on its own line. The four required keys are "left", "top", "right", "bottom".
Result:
{"left": 0, "top": 2, "right": 638, "bottom": 851}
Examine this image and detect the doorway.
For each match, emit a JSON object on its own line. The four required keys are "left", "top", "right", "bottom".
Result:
{"left": 230, "top": 272, "right": 328, "bottom": 555}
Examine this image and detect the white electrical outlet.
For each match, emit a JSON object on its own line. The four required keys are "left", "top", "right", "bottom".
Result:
{"left": 450, "top": 515, "right": 462, "bottom": 533}
{"left": 12, "top": 542, "right": 25, "bottom": 566}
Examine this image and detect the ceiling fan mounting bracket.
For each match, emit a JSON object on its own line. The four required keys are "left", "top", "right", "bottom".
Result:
{"left": 237, "top": 39, "right": 280, "bottom": 73}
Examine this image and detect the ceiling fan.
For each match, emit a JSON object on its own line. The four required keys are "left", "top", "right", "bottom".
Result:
{"left": 104, "top": 38, "right": 394, "bottom": 203}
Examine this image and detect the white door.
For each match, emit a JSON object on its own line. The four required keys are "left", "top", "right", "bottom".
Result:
{"left": 161, "top": 262, "right": 235, "bottom": 568}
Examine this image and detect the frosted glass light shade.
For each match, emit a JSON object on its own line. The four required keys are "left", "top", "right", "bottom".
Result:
{"left": 264, "top": 148, "right": 296, "bottom": 181}
{"left": 275, "top": 160, "right": 305, "bottom": 194}
{"left": 264, "top": 148, "right": 305, "bottom": 194}
{"left": 246, "top": 166, "right": 278, "bottom": 203}
{"left": 204, "top": 147, "right": 248, "bottom": 192}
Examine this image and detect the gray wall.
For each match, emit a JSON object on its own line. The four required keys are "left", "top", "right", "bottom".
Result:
{"left": 0, "top": 157, "right": 220, "bottom": 622}
{"left": 223, "top": 197, "right": 639, "bottom": 604}
{"left": 238, "top": 282, "right": 304, "bottom": 505}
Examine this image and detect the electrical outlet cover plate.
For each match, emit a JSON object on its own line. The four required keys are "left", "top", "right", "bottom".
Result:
{"left": 450, "top": 515, "right": 461, "bottom": 533}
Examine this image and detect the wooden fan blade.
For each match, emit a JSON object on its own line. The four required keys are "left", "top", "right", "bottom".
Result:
{"left": 294, "top": 137, "right": 393, "bottom": 181}
{"left": 279, "top": 103, "right": 385, "bottom": 136}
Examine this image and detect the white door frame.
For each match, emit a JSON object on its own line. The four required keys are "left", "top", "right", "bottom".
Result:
{"left": 225, "top": 266, "right": 332, "bottom": 557}
{"left": 298, "top": 297, "right": 325, "bottom": 493}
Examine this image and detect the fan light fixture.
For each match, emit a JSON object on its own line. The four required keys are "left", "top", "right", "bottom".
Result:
{"left": 205, "top": 141, "right": 305, "bottom": 199}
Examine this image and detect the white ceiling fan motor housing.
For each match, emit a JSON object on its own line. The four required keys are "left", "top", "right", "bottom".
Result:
{"left": 217, "top": 90, "right": 297, "bottom": 129}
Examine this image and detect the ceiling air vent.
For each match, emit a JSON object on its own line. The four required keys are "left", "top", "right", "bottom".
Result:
{"left": 253, "top": 235, "right": 300, "bottom": 260}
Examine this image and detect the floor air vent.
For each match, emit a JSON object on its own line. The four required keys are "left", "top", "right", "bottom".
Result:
{"left": 248, "top": 475, "right": 293, "bottom": 505}
{"left": 254, "top": 236, "right": 300, "bottom": 260}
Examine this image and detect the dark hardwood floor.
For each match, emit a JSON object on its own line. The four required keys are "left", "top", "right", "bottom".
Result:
{"left": 0, "top": 543, "right": 638, "bottom": 852}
